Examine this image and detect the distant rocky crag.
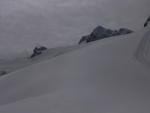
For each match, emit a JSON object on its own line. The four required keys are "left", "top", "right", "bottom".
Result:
{"left": 30, "top": 46, "right": 47, "bottom": 58}
{"left": 0, "top": 70, "right": 7, "bottom": 76}
{"left": 79, "top": 26, "right": 133, "bottom": 44}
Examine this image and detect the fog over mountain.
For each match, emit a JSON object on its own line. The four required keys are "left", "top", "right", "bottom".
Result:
{"left": 0, "top": 0, "right": 150, "bottom": 59}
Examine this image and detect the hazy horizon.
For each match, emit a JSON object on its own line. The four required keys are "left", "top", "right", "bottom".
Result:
{"left": 0, "top": 0, "right": 150, "bottom": 59}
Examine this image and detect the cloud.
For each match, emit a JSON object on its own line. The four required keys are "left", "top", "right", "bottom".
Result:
{"left": 0, "top": 0, "right": 149, "bottom": 59}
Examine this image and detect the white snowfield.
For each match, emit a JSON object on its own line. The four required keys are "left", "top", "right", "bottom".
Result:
{"left": 0, "top": 27, "right": 150, "bottom": 113}
{"left": 0, "top": 46, "right": 79, "bottom": 73}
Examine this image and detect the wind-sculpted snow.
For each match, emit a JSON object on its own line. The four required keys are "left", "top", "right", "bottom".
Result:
{"left": 0, "top": 29, "right": 150, "bottom": 113}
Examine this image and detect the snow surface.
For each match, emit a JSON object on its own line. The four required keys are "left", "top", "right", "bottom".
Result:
{"left": 0, "top": 45, "right": 79, "bottom": 73}
{"left": 0, "top": 27, "right": 150, "bottom": 113}
{"left": 134, "top": 26, "right": 150, "bottom": 65}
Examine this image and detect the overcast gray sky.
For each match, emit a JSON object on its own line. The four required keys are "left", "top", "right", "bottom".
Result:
{"left": 0, "top": 0, "right": 150, "bottom": 59}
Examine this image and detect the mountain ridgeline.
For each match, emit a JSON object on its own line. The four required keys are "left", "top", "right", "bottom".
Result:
{"left": 78, "top": 26, "right": 133, "bottom": 44}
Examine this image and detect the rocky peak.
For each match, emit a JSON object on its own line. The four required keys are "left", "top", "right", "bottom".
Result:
{"left": 30, "top": 46, "right": 47, "bottom": 58}
{"left": 79, "top": 26, "right": 133, "bottom": 44}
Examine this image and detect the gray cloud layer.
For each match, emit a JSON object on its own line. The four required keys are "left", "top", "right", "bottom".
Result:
{"left": 0, "top": 0, "right": 150, "bottom": 59}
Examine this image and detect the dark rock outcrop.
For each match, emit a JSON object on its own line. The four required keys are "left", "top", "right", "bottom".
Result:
{"left": 78, "top": 26, "right": 133, "bottom": 44}
{"left": 0, "top": 70, "right": 7, "bottom": 76}
{"left": 78, "top": 36, "right": 89, "bottom": 44}
{"left": 30, "top": 46, "right": 47, "bottom": 58}
{"left": 119, "top": 28, "right": 133, "bottom": 35}
{"left": 144, "top": 15, "right": 150, "bottom": 27}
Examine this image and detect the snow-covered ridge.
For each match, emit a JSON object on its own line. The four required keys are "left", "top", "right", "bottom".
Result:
{"left": 0, "top": 45, "right": 79, "bottom": 75}
{"left": 0, "top": 27, "right": 150, "bottom": 113}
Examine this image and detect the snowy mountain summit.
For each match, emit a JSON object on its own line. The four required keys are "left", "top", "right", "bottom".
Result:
{"left": 79, "top": 26, "right": 133, "bottom": 44}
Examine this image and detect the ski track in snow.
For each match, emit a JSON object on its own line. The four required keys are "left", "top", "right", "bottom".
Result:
{"left": 134, "top": 26, "right": 150, "bottom": 66}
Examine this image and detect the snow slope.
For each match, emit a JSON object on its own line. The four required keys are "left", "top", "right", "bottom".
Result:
{"left": 134, "top": 26, "right": 150, "bottom": 65}
{"left": 0, "top": 45, "right": 78, "bottom": 73}
{"left": 0, "top": 27, "right": 150, "bottom": 113}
